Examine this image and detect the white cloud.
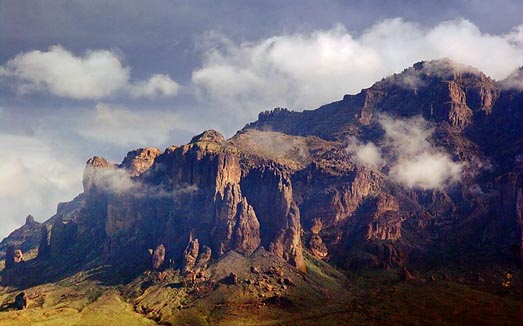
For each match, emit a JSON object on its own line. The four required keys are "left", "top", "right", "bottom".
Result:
{"left": 379, "top": 115, "right": 433, "bottom": 156}
{"left": 0, "top": 134, "right": 83, "bottom": 238}
{"left": 389, "top": 152, "right": 462, "bottom": 190}
{"left": 379, "top": 115, "right": 463, "bottom": 190}
{"left": 0, "top": 45, "right": 180, "bottom": 100}
{"left": 346, "top": 137, "right": 383, "bottom": 168}
{"left": 85, "top": 165, "right": 198, "bottom": 197}
{"left": 128, "top": 74, "right": 180, "bottom": 99}
{"left": 192, "top": 19, "right": 523, "bottom": 124}
{"left": 499, "top": 67, "right": 523, "bottom": 90}
{"left": 78, "top": 103, "right": 196, "bottom": 147}
{"left": 346, "top": 115, "right": 463, "bottom": 189}
{"left": 84, "top": 166, "right": 139, "bottom": 194}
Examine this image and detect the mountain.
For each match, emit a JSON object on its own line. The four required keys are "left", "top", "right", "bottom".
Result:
{"left": 1, "top": 59, "right": 522, "bottom": 325}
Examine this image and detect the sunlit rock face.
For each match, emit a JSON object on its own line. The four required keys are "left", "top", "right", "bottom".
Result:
{"left": 32, "top": 59, "right": 522, "bottom": 275}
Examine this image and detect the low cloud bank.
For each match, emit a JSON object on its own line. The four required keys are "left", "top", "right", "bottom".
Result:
{"left": 85, "top": 164, "right": 198, "bottom": 198}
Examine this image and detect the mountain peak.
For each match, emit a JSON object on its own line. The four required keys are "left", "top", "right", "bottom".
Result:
{"left": 190, "top": 129, "right": 225, "bottom": 143}
{"left": 24, "top": 215, "right": 36, "bottom": 226}
{"left": 377, "top": 58, "right": 490, "bottom": 92}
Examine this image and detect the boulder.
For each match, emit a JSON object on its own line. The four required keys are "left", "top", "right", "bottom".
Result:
{"left": 5, "top": 245, "right": 24, "bottom": 269}
{"left": 183, "top": 237, "right": 199, "bottom": 274}
{"left": 152, "top": 244, "right": 166, "bottom": 270}
{"left": 14, "top": 292, "right": 27, "bottom": 310}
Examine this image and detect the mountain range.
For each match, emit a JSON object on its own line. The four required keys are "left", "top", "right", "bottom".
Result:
{"left": 0, "top": 59, "right": 522, "bottom": 325}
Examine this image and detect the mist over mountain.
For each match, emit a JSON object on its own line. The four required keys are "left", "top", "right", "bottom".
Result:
{"left": 1, "top": 59, "right": 521, "bottom": 325}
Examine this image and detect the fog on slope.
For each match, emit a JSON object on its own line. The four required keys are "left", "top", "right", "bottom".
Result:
{"left": 347, "top": 115, "right": 463, "bottom": 190}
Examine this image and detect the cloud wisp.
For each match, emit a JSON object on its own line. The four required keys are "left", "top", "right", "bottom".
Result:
{"left": 347, "top": 115, "right": 463, "bottom": 190}
{"left": 77, "top": 103, "right": 195, "bottom": 148}
{"left": 84, "top": 162, "right": 198, "bottom": 198}
{"left": 346, "top": 137, "right": 383, "bottom": 168}
{"left": 0, "top": 45, "right": 180, "bottom": 100}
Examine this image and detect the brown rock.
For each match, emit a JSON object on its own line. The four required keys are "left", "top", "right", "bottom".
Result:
{"left": 227, "top": 272, "right": 238, "bottom": 285}
{"left": 14, "top": 292, "right": 27, "bottom": 310}
{"left": 152, "top": 244, "right": 166, "bottom": 270}
{"left": 37, "top": 225, "right": 50, "bottom": 259}
{"left": 120, "top": 147, "right": 162, "bottom": 177}
{"left": 183, "top": 237, "right": 199, "bottom": 274}
{"left": 5, "top": 245, "right": 24, "bottom": 269}
{"left": 233, "top": 198, "right": 261, "bottom": 254}
{"left": 447, "top": 81, "right": 473, "bottom": 128}
{"left": 310, "top": 218, "right": 323, "bottom": 235}
{"left": 309, "top": 234, "right": 328, "bottom": 259}
{"left": 82, "top": 156, "right": 116, "bottom": 193}
{"left": 196, "top": 245, "right": 212, "bottom": 269}
{"left": 401, "top": 267, "right": 415, "bottom": 281}
{"left": 283, "top": 277, "right": 296, "bottom": 286}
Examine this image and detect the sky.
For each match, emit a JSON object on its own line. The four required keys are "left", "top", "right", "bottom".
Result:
{"left": 0, "top": 0, "right": 522, "bottom": 238}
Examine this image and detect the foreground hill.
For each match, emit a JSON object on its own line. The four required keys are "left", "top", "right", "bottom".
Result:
{"left": 0, "top": 59, "right": 522, "bottom": 325}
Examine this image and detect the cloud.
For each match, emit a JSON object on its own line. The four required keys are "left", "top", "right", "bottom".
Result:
{"left": 389, "top": 152, "right": 462, "bottom": 189}
{"left": 0, "top": 134, "right": 83, "bottom": 238}
{"left": 347, "top": 115, "right": 463, "bottom": 189}
{"left": 77, "top": 103, "right": 196, "bottom": 147}
{"left": 85, "top": 162, "right": 198, "bottom": 197}
{"left": 85, "top": 166, "right": 136, "bottom": 194}
{"left": 499, "top": 67, "right": 523, "bottom": 90}
{"left": 379, "top": 115, "right": 463, "bottom": 190}
{"left": 346, "top": 137, "right": 383, "bottom": 168}
{"left": 192, "top": 19, "right": 523, "bottom": 124}
{"left": 379, "top": 115, "right": 433, "bottom": 156}
{"left": 128, "top": 74, "right": 180, "bottom": 98}
{"left": 0, "top": 45, "right": 180, "bottom": 100}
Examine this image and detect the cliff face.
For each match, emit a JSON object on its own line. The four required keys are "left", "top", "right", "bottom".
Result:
{"left": 0, "top": 215, "right": 41, "bottom": 261}
{"left": 16, "top": 59, "right": 521, "bottom": 278}
{"left": 48, "top": 130, "right": 306, "bottom": 274}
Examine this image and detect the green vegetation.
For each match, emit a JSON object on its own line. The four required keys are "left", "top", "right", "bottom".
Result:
{"left": 1, "top": 256, "right": 521, "bottom": 325}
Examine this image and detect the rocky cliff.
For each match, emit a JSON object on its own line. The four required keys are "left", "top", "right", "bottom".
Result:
{"left": 3, "top": 59, "right": 521, "bottom": 283}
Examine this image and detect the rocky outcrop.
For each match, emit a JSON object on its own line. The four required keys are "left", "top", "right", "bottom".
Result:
{"left": 4, "top": 245, "right": 24, "bottom": 269}
{"left": 307, "top": 218, "right": 327, "bottom": 258}
{"left": 212, "top": 183, "right": 260, "bottom": 256}
{"left": 196, "top": 245, "right": 212, "bottom": 269}
{"left": 0, "top": 215, "right": 42, "bottom": 260}
{"left": 446, "top": 81, "right": 473, "bottom": 128}
{"left": 48, "top": 219, "right": 78, "bottom": 257}
{"left": 367, "top": 194, "right": 403, "bottom": 241}
{"left": 82, "top": 156, "right": 116, "bottom": 193}
{"left": 232, "top": 198, "right": 261, "bottom": 254}
{"left": 14, "top": 292, "right": 27, "bottom": 310}
{"left": 152, "top": 244, "right": 165, "bottom": 270}
{"left": 37, "top": 225, "right": 50, "bottom": 259}
{"left": 309, "top": 235, "right": 328, "bottom": 259}
{"left": 241, "top": 168, "right": 306, "bottom": 271}
{"left": 366, "top": 213, "right": 404, "bottom": 241}
{"left": 183, "top": 237, "right": 199, "bottom": 274}
{"left": 120, "top": 147, "right": 161, "bottom": 177}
